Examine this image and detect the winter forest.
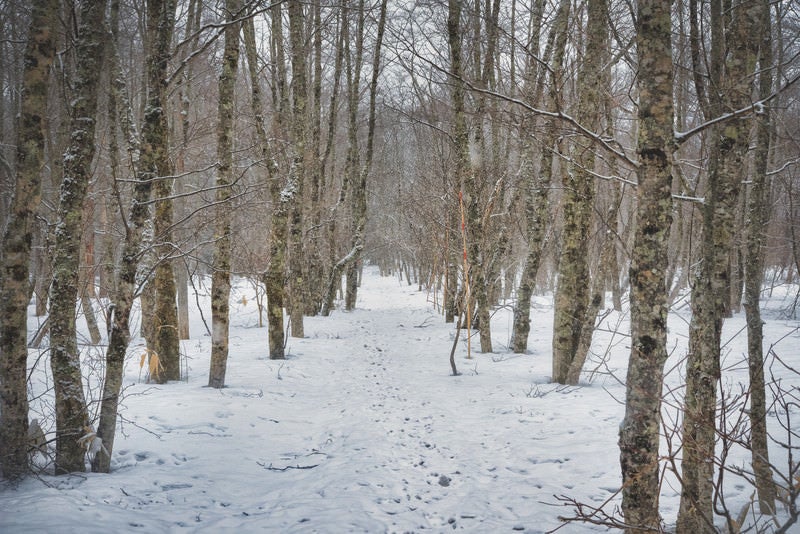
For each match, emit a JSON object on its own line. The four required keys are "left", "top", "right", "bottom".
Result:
{"left": 1, "top": 0, "right": 800, "bottom": 531}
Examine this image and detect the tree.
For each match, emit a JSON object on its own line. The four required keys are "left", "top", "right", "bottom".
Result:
{"left": 256, "top": 1, "right": 290, "bottom": 360}
{"left": 551, "top": 0, "right": 608, "bottom": 385}
{"left": 92, "top": 0, "right": 175, "bottom": 473}
{"left": 0, "top": 0, "right": 58, "bottom": 479}
{"left": 286, "top": 0, "right": 308, "bottom": 338}
{"left": 618, "top": 0, "right": 675, "bottom": 528}
{"left": 742, "top": 0, "right": 777, "bottom": 513}
{"left": 345, "top": 0, "right": 388, "bottom": 311}
{"left": 509, "top": 0, "right": 559, "bottom": 354}
{"left": 678, "top": 0, "right": 761, "bottom": 529}
{"left": 209, "top": 0, "right": 242, "bottom": 389}
{"left": 49, "top": 0, "right": 107, "bottom": 474}
{"left": 150, "top": 0, "right": 180, "bottom": 383}
{"left": 446, "top": 0, "right": 471, "bottom": 345}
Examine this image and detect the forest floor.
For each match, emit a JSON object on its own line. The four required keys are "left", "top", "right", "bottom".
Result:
{"left": 1, "top": 267, "right": 799, "bottom": 533}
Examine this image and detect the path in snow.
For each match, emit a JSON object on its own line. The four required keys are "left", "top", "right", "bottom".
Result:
{"left": 1, "top": 269, "right": 624, "bottom": 533}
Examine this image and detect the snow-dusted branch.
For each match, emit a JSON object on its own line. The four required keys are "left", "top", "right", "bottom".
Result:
{"left": 674, "top": 70, "right": 800, "bottom": 145}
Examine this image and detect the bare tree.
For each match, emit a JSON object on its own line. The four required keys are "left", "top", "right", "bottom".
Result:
{"left": 678, "top": 0, "right": 762, "bottom": 529}
{"left": 49, "top": 0, "right": 107, "bottom": 474}
{"left": 286, "top": 0, "right": 308, "bottom": 338}
{"left": 618, "top": 0, "right": 675, "bottom": 528}
{"left": 742, "top": 0, "right": 777, "bottom": 515}
{"left": 0, "top": 0, "right": 58, "bottom": 479}
{"left": 552, "top": 0, "right": 609, "bottom": 385}
{"left": 209, "top": 0, "right": 242, "bottom": 389}
{"left": 150, "top": 0, "right": 180, "bottom": 383}
{"left": 255, "top": 2, "right": 291, "bottom": 359}
{"left": 509, "top": 0, "right": 560, "bottom": 354}
{"left": 92, "top": 0, "right": 174, "bottom": 473}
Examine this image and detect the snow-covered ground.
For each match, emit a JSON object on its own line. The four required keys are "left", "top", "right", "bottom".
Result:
{"left": 1, "top": 267, "right": 799, "bottom": 533}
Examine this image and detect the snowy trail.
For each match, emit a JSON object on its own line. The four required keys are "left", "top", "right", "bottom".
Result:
{"left": 2, "top": 270, "right": 632, "bottom": 533}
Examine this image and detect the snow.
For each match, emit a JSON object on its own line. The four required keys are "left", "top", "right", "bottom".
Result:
{"left": 2, "top": 267, "right": 799, "bottom": 533}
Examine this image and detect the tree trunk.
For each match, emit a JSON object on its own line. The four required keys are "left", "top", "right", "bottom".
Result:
{"left": 0, "top": 0, "right": 58, "bottom": 479}
{"left": 174, "top": 0, "right": 201, "bottom": 342}
{"left": 619, "top": 0, "right": 674, "bottom": 528}
{"left": 465, "top": 0, "right": 501, "bottom": 355}
{"left": 552, "top": 0, "right": 607, "bottom": 385}
{"left": 151, "top": 0, "right": 179, "bottom": 383}
{"left": 92, "top": 0, "right": 174, "bottom": 473}
{"left": 678, "top": 0, "right": 758, "bottom": 529}
{"left": 80, "top": 200, "right": 102, "bottom": 345}
{"left": 286, "top": 0, "right": 308, "bottom": 338}
{"left": 345, "top": 0, "right": 388, "bottom": 311}
{"left": 743, "top": 0, "right": 776, "bottom": 513}
{"left": 209, "top": 0, "right": 241, "bottom": 389}
{"left": 176, "top": 263, "right": 190, "bottom": 340}
{"left": 510, "top": 0, "right": 555, "bottom": 354}
{"left": 49, "top": 0, "right": 106, "bottom": 474}
{"left": 244, "top": 11, "right": 286, "bottom": 359}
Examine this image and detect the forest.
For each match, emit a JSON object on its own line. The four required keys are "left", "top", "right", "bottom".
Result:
{"left": 1, "top": 0, "right": 799, "bottom": 531}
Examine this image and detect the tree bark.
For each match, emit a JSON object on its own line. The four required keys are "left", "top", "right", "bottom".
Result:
{"left": 552, "top": 0, "right": 607, "bottom": 384}
{"left": 743, "top": 0, "right": 776, "bottom": 513}
{"left": 0, "top": 0, "right": 58, "bottom": 479}
{"left": 344, "top": 0, "right": 388, "bottom": 311}
{"left": 244, "top": 10, "right": 286, "bottom": 359}
{"left": 286, "top": 0, "right": 308, "bottom": 338}
{"left": 209, "top": 0, "right": 241, "bottom": 389}
{"left": 92, "top": 0, "right": 174, "bottom": 473}
{"left": 151, "top": 0, "right": 179, "bottom": 383}
{"left": 447, "top": 0, "right": 475, "bottom": 352}
{"left": 509, "top": 0, "right": 557, "bottom": 354}
{"left": 619, "top": 0, "right": 674, "bottom": 528}
{"left": 49, "top": 0, "right": 107, "bottom": 474}
{"left": 678, "top": 0, "right": 758, "bottom": 529}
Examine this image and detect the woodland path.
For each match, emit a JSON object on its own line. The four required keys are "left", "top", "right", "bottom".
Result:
{"left": 0, "top": 270, "right": 621, "bottom": 533}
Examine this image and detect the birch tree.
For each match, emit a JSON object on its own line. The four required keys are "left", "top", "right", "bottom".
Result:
{"left": 0, "top": 0, "right": 58, "bottom": 479}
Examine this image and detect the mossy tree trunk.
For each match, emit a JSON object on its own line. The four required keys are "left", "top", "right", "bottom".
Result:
{"left": 252, "top": 4, "right": 289, "bottom": 359}
{"left": 678, "top": 0, "right": 759, "bottom": 529}
{"left": 743, "top": 0, "right": 776, "bottom": 513}
{"left": 92, "top": 0, "right": 174, "bottom": 473}
{"left": 209, "top": 0, "right": 241, "bottom": 389}
{"left": 49, "top": 0, "right": 107, "bottom": 474}
{"left": 150, "top": 0, "right": 179, "bottom": 383}
{"left": 552, "top": 0, "right": 608, "bottom": 385}
{"left": 446, "top": 0, "right": 470, "bottom": 339}
{"left": 0, "top": 0, "right": 58, "bottom": 479}
{"left": 510, "top": 0, "right": 566, "bottom": 353}
{"left": 286, "top": 0, "right": 308, "bottom": 338}
{"left": 619, "top": 0, "right": 675, "bottom": 528}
